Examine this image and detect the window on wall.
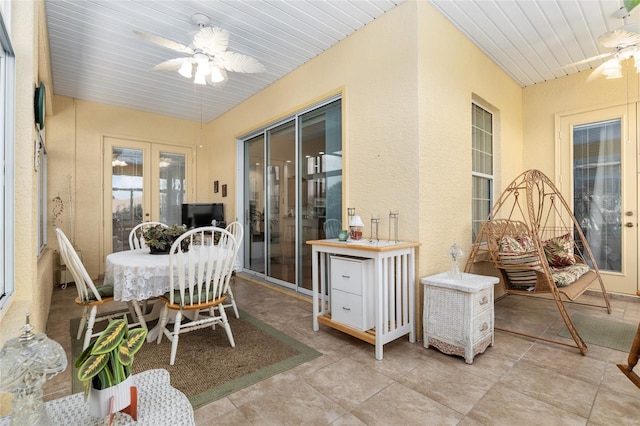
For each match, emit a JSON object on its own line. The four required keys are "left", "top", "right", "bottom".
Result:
{"left": 472, "top": 103, "right": 493, "bottom": 242}
{"left": 0, "top": 10, "right": 15, "bottom": 308}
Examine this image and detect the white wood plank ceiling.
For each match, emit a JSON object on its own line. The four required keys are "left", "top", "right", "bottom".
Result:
{"left": 429, "top": 0, "right": 636, "bottom": 87}
{"left": 44, "top": 1, "right": 635, "bottom": 123}
{"left": 44, "top": 0, "right": 405, "bottom": 122}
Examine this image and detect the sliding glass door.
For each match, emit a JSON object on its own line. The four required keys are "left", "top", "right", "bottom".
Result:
{"left": 299, "top": 101, "right": 342, "bottom": 290}
{"left": 267, "top": 122, "right": 296, "bottom": 283}
{"left": 242, "top": 98, "right": 342, "bottom": 293}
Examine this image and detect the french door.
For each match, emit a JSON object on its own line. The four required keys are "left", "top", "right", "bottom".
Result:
{"left": 102, "top": 137, "right": 193, "bottom": 263}
{"left": 558, "top": 104, "right": 638, "bottom": 295}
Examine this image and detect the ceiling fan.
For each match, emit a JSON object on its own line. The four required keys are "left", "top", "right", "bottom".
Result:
{"left": 563, "top": 7, "right": 640, "bottom": 82}
{"left": 134, "top": 14, "right": 265, "bottom": 85}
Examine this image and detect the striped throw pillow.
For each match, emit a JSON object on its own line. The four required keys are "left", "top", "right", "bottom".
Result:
{"left": 498, "top": 236, "right": 541, "bottom": 288}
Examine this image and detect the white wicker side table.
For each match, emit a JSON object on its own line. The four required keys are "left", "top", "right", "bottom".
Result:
{"left": 0, "top": 369, "right": 194, "bottom": 426}
{"left": 421, "top": 272, "right": 499, "bottom": 364}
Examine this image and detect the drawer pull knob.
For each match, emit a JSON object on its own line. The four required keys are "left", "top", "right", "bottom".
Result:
{"left": 342, "top": 307, "right": 351, "bottom": 311}
{"left": 479, "top": 296, "right": 488, "bottom": 305}
{"left": 480, "top": 323, "right": 488, "bottom": 332}
{"left": 341, "top": 274, "right": 351, "bottom": 278}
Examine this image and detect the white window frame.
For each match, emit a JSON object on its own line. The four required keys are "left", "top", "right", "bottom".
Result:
{"left": 0, "top": 8, "right": 15, "bottom": 310}
{"left": 472, "top": 102, "right": 494, "bottom": 242}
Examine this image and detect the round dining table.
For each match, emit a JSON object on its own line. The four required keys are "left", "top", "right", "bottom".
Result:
{"left": 104, "top": 248, "right": 174, "bottom": 303}
{"left": 104, "top": 246, "right": 234, "bottom": 342}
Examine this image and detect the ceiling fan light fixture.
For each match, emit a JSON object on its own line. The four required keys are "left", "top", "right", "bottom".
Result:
{"left": 209, "top": 64, "right": 224, "bottom": 83}
{"left": 178, "top": 60, "right": 193, "bottom": 78}
{"left": 194, "top": 61, "right": 208, "bottom": 85}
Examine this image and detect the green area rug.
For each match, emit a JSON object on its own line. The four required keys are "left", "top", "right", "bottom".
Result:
{"left": 558, "top": 313, "right": 638, "bottom": 352}
{"left": 70, "top": 310, "right": 321, "bottom": 408}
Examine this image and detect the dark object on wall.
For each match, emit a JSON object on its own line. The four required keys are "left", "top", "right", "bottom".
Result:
{"left": 182, "top": 203, "right": 224, "bottom": 228}
{"left": 222, "top": 184, "right": 227, "bottom": 197}
{"left": 34, "top": 82, "right": 46, "bottom": 130}
{"left": 214, "top": 180, "right": 219, "bottom": 193}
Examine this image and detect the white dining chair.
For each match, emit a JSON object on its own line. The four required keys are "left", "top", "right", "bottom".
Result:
{"left": 156, "top": 226, "right": 240, "bottom": 365}
{"left": 128, "top": 221, "right": 168, "bottom": 250}
{"left": 56, "top": 228, "right": 148, "bottom": 350}
{"left": 224, "top": 221, "right": 243, "bottom": 318}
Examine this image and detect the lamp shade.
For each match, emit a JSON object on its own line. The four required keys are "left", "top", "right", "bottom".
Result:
{"left": 178, "top": 60, "right": 193, "bottom": 78}
{"left": 209, "top": 64, "right": 224, "bottom": 83}
{"left": 349, "top": 215, "right": 364, "bottom": 227}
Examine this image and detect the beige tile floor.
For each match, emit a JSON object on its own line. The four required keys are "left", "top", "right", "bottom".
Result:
{"left": 40, "top": 275, "right": 640, "bottom": 425}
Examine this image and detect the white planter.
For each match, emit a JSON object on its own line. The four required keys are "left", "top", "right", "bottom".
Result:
{"left": 87, "top": 375, "right": 133, "bottom": 418}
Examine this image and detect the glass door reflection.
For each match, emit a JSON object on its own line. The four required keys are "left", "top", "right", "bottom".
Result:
{"left": 111, "top": 147, "right": 144, "bottom": 253}
{"left": 266, "top": 122, "right": 296, "bottom": 284}
{"left": 244, "top": 135, "right": 266, "bottom": 273}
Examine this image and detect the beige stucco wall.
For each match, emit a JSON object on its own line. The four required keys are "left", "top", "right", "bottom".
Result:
{"left": 209, "top": 3, "right": 421, "bottom": 235}
{"left": 416, "top": 2, "right": 523, "bottom": 278}
{"left": 208, "top": 1, "right": 523, "bottom": 285}
{"left": 523, "top": 61, "right": 639, "bottom": 175}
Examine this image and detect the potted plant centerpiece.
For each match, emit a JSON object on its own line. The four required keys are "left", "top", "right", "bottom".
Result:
{"left": 75, "top": 318, "right": 147, "bottom": 418}
{"left": 142, "top": 224, "right": 187, "bottom": 254}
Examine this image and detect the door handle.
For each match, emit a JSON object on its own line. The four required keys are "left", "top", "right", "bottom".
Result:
{"left": 625, "top": 222, "right": 635, "bottom": 228}
{"left": 625, "top": 211, "right": 634, "bottom": 216}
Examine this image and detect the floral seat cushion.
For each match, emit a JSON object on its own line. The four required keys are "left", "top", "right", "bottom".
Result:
{"left": 550, "top": 263, "right": 590, "bottom": 287}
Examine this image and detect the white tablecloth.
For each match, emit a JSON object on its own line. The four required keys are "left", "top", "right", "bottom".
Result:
{"left": 0, "top": 369, "right": 194, "bottom": 426}
{"left": 104, "top": 247, "right": 235, "bottom": 302}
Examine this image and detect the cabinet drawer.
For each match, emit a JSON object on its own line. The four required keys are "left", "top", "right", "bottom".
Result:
{"left": 472, "top": 308, "right": 493, "bottom": 343}
{"left": 472, "top": 287, "right": 492, "bottom": 315}
{"left": 332, "top": 289, "right": 368, "bottom": 330}
{"left": 330, "top": 257, "right": 365, "bottom": 295}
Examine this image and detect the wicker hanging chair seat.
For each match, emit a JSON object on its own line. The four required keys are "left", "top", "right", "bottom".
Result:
{"left": 465, "top": 169, "right": 611, "bottom": 355}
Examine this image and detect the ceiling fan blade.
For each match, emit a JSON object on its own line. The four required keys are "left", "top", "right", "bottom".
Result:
{"left": 561, "top": 52, "right": 615, "bottom": 69}
{"left": 150, "top": 58, "right": 189, "bottom": 72}
{"left": 586, "top": 61, "right": 610, "bottom": 82}
{"left": 192, "top": 27, "right": 230, "bottom": 55}
{"left": 133, "top": 30, "right": 194, "bottom": 55}
{"left": 598, "top": 27, "right": 640, "bottom": 48}
{"left": 215, "top": 51, "right": 265, "bottom": 73}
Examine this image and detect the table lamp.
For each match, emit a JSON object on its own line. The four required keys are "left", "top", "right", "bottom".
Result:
{"left": 349, "top": 215, "right": 364, "bottom": 240}
{"left": 0, "top": 313, "right": 67, "bottom": 425}
{"left": 447, "top": 242, "right": 465, "bottom": 279}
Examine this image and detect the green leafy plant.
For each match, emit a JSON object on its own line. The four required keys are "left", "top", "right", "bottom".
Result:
{"left": 75, "top": 318, "right": 147, "bottom": 398}
{"left": 142, "top": 224, "right": 187, "bottom": 252}
{"left": 625, "top": 0, "right": 640, "bottom": 14}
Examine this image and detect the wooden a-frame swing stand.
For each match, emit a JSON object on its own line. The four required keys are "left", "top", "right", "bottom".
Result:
{"left": 465, "top": 169, "right": 612, "bottom": 355}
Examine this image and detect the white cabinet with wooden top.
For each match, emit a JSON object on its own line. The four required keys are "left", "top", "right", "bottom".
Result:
{"left": 330, "top": 256, "right": 374, "bottom": 331}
